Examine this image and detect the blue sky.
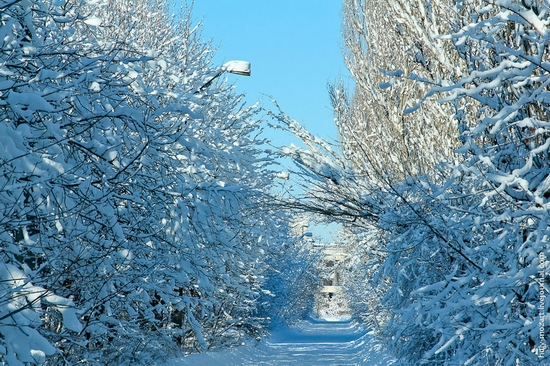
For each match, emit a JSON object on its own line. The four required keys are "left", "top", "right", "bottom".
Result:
{"left": 173, "top": 1, "right": 347, "bottom": 241}
{"left": 179, "top": 0, "right": 349, "bottom": 145}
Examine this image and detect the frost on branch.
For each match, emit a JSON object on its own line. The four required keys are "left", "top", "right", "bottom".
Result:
{"left": 0, "top": 262, "right": 78, "bottom": 365}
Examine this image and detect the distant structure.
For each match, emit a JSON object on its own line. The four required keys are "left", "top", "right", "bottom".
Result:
{"left": 315, "top": 243, "right": 351, "bottom": 319}
{"left": 319, "top": 245, "right": 348, "bottom": 298}
{"left": 291, "top": 215, "right": 310, "bottom": 237}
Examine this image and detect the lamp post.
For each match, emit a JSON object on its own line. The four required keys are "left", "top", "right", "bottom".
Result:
{"left": 197, "top": 60, "right": 251, "bottom": 92}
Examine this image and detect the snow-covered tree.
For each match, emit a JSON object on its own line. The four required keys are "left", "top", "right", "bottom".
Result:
{"left": 384, "top": 1, "right": 550, "bottom": 363}
{"left": 275, "top": 1, "right": 550, "bottom": 364}
{"left": 0, "top": 0, "right": 289, "bottom": 363}
{"left": 259, "top": 228, "right": 322, "bottom": 326}
{"left": 334, "top": 0, "right": 461, "bottom": 183}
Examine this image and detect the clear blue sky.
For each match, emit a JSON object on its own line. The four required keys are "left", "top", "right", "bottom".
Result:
{"left": 172, "top": 1, "right": 347, "bottom": 241}
{"left": 175, "top": 0, "right": 349, "bottom": 144}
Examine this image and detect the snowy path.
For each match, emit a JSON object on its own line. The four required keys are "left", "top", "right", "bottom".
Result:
{"left": 165, "top": 317, "right": 400, "bottom": 365}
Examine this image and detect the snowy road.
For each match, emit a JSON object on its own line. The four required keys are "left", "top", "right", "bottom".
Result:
{"left": 166, "top": 317, "right": 400, "bottom": 365}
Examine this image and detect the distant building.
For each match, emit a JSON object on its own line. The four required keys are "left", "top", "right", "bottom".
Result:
{"left": 319, "top": 246, "right": 348, "bottom": 298}
{"left": 291, "top": 215, "right": 310, "bottom": 237}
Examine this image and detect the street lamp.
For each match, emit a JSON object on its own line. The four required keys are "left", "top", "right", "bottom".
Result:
{"left": 198, "top": 60, "right": 251, "bottom": 91}
{"left": 222, "top": 60, "right": 251, "bottom": 76}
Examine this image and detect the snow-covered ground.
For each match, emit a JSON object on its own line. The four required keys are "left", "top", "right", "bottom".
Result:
{"left": 164, "top": 317, "right": 401, "bottom": 365}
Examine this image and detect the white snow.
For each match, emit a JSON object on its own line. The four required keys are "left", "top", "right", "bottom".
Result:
{"left": 84, "top": 16, "right": 102, "bottom": 26}
{"left": 222, "top": 60, "right": 251, "bottom": 76}
{"left": 163, "top": 317, "right": 401, "bottom": 366}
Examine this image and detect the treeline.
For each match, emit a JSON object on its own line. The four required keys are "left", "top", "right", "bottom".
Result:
{"left": 276, "top": 0, "right": 550, "bottom": 364}
{"left": 0, "top": 0, "right": 313, "bottom": 364}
